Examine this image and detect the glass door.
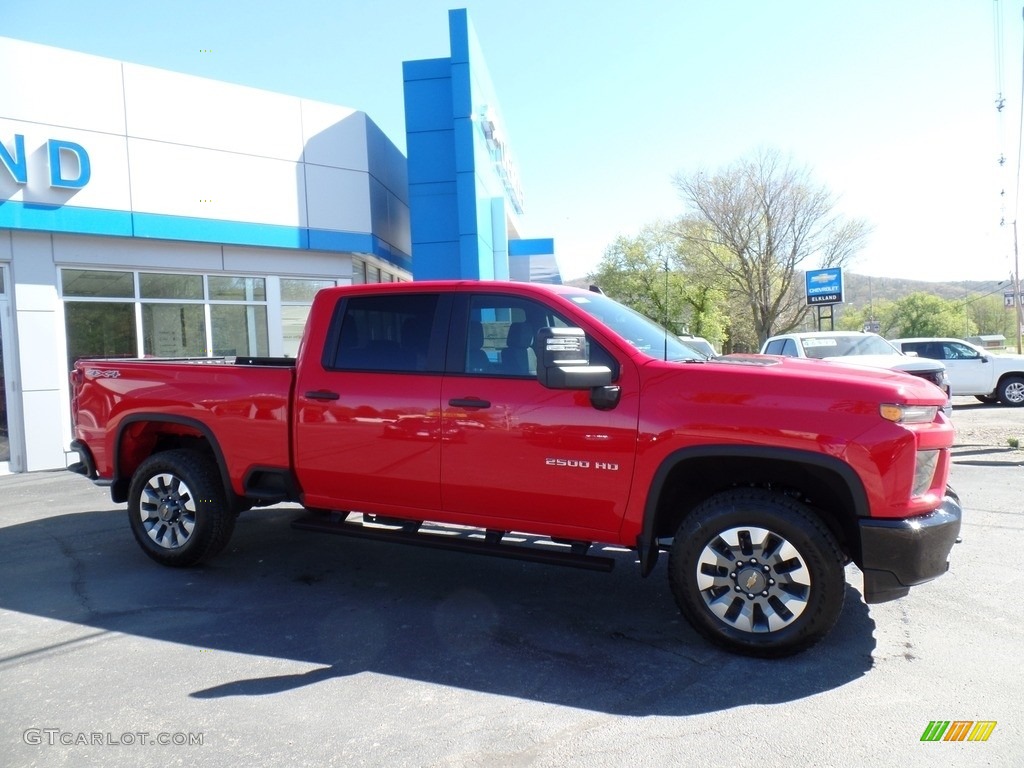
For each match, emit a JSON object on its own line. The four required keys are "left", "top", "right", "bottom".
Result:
{"left": 0, "top": 266, "right": 12, "bottom": 472}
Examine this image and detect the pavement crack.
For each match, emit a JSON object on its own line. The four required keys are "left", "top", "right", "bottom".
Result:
{"left": 48, "top": 532, "right": 96, "bottom": 617}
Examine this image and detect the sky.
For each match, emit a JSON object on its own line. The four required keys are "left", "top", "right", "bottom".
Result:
{"left": 7, "top": 0, "right": 1023, "bottom": 284}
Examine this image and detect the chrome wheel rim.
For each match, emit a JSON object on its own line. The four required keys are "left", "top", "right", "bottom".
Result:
{"left": 1004, "top": 381, "right": 1024, "bottom": 404}
{"left": 695, "top": 526, "right": 811, "bottom": 633}
{"left": 139, "top": 473, "right": 197, "bottom": 549}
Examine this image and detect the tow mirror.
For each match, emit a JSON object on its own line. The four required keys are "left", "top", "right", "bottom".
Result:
{"left": 535, "top": 327, "right": 614, "bottom": 390}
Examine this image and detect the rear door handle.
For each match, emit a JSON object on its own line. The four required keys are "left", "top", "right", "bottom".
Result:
{"left": 305, "top": 390, "right": 340, "bottom": 401}
{"left": 448, "top": 398, "right": 490, "bottom": 409}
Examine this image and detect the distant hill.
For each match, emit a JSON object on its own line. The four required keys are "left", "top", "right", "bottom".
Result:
{"left": 569, "top": 273, "right": 1010, "bottom": 305}
{"left": 841, "top": 274, "right": 1007, "bottom": 305}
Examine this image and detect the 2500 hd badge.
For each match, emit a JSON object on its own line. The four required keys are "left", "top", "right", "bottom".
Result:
{"left": 545, "top": 457, "right": 620, "bottom": 470}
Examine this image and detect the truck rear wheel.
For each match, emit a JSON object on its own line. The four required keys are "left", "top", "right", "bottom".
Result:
{"left": 668, "top": 489, "right": 845, "bottom": 657}
{"left": 127, "top": 449, "right": 235, "bottom": 567}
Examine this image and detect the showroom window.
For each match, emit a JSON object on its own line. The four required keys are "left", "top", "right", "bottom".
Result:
{"left": 62, "top": 269, "right": 138, "bottom": 369}
{"left": 139, "top": 272, "right": 206, "bottom": 357}
{"left": 61, "top": 269, "right": 278, "bottom": 368}
{"left": 351, "top": 258, "right": 403, "bottom": 286}
{"left": 351, "top": 258, "right": 366, "bottom": 285}
{"left": 281, "top": 278, "right": 336, "bottom": 357}
{"left": 209, "top": 276, "right": 269, "bottom": 357}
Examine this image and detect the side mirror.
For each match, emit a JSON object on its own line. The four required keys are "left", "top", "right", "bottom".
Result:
{"left": 535, "top": 327, "right": 614, "bottom": 390}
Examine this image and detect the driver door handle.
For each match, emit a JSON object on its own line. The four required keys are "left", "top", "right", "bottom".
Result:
{"left": 448, "top": 398, "right": 490, "bottom": 409}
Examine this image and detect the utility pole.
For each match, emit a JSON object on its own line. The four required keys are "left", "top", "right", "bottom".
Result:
{"left": 1016, "top": 222, "right": 1023, "bottom": 353}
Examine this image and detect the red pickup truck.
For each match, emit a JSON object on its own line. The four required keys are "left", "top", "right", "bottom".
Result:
{"left": 68, "top": 280, "right": 961, "bottom": 657}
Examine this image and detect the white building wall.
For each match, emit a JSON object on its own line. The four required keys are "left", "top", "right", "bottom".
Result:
{"left": 0, "top": 36, "right": 409, "bottom": 255}
{"left": 10, "top": 232, "right": 70, "bottom": 471}
{"left": 0, "top": 36, "right": 412, "bottom": 473}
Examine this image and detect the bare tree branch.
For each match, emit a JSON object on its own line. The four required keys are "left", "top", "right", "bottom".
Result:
{"left": 672, "top": 148, "right": 871, "bottom": 344}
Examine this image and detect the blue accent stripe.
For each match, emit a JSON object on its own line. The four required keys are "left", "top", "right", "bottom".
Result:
{"left": 0, "top": 201, "right": 411, "bottom": 269}
{"left": 0, "top": 200, "right": 133, "bottom": 236}
{"left": 509, "top": 238, "right": 554, "bottom": 256}
{"left": 307, "top": 228, "right": 372, "bottom": 254}
{"left": 133, "top": 212, "right": 308, "bottom": 249}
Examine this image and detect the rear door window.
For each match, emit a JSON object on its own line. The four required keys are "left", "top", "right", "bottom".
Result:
{"left": 325, "top": 293, "right": 444, "bottom": 372}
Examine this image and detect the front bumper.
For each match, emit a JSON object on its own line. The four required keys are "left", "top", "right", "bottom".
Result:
{"left": 858, "top": 492, "right": 962, "bottom": 604}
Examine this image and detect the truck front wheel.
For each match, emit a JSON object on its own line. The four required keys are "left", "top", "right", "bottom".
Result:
{"left": 127, "top": 449, "right": 235, "bottom": 567}
{"left": 668, "top": 489, "right": 845, "bottom": 657}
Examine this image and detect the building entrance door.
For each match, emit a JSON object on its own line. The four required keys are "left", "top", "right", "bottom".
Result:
{"left": 0, "top": 266, "right": 17, "bottom": 473}
{"left": 0, "top": 309, "right": 8, "bottom": 468}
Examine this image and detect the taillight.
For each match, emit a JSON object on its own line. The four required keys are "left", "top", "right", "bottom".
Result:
{"left": 69, "top": 368, "right": 83, "bottom": 427}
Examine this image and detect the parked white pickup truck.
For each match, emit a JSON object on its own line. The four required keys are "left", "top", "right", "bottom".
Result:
{"left": 890, "top": 337, "right": 1024, "bottom": 406}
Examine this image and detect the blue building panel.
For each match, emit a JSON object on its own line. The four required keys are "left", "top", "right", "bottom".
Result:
{"left": 403, "top": 8, "right": 560, "bottom": 283}
{"left": 449, "top": 62, "right": 474, "bottom": 121}
{"left": 509, "top": 238, "right": 555, "bottom": 256}
{"left": 405, "top": 131, "right": 457, "bottom": 183}
{"left": 403, "top": 76, "right": 454, "bottom": 134}
{"left": 451, "top": 117, "right": 477, "bottom": 175}
{"left": 409, "top": 190, "right": 459, "bottom": 244}
{"left": 401, "top": 57, "right": 451, "bottom": 81}
{"left": 409, "top": 241, "right": 461, "bottom": 281}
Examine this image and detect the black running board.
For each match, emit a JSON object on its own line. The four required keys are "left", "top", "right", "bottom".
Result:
{"left": 290, "top": 512, "right": 616, "bottom": 572}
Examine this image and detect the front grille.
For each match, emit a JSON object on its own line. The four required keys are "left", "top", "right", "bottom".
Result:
{"left": 906, "top": 367, "right": 949, "bottom": 397}
{"left": 910, "top": 369, "right": 943, "bottom": 387}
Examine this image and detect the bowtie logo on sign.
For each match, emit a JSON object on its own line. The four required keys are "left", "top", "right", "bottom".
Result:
{"left": 1, "top": 134, "right": 92, "bottom": 190}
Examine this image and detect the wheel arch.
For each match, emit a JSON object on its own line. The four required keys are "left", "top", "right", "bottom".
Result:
{"left": 637, "top": 446, "right": 869, "bottom": 576}
{"left": 111, "top": 414, "right": 234, "bottom": 506}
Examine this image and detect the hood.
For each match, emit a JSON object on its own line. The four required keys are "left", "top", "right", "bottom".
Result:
{"left": 685, "top": 354, "right": 950, "bottom": 406}
{"left": 822, "top": 354, "right": 944, "bottom": 373}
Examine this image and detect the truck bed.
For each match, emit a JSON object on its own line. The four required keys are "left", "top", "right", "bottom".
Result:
{"left": 71, "top": 356, "right": 296, "bottom": 498}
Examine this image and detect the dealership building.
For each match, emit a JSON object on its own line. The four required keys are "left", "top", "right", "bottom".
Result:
{"left": 0, "top": 9, "right": 558, "bottom": 473}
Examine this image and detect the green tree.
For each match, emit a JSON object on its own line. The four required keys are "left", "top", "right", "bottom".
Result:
{"left": 673, "top": 148, "right": 870, "bottom": 346}
{"left": 589, "top": 222, "right": 729, "bottom": 348}
{"left": 886, "top": 292, "right": 976, "bottom": 338}
{"left": 967, "top": 294, "right": 1014, "bottom": 339}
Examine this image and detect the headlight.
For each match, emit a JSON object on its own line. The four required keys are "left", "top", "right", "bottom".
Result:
{"left": 880, "top": 404, "right": 938, "bottom": 424}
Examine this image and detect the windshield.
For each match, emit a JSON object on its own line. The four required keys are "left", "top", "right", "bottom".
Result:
{"left": 800, "top": 334, "right": 901, "bottom": 359}
{"left": 565, "top": 292, "right": 706, "bottom": 362}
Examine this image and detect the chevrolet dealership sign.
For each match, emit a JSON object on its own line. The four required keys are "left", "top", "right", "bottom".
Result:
{"left": 805, "top": 268, "right": 843, "bottom": 306}
{"left": 1, "top": 133, "right": 91, "bottom": 190}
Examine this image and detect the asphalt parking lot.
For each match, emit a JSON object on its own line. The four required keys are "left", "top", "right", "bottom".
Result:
{"left": 0, "top": 402, "right": 1021, "bottom": 767}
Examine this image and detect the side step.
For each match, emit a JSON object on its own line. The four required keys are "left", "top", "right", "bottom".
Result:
{"left": 290, "top": 512, "right": 616, "bottom": 573}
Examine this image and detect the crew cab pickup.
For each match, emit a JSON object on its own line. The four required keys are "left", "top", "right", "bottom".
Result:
{"left": 69, "top": 281, "right": 961, "bottom": 657}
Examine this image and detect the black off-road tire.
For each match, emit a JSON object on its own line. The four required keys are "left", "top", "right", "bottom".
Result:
{"left": 668, "top": 489, "right": 845, "bottom": 657}
{"left": 127, "top": 449, "right": 235, "bottom": 567}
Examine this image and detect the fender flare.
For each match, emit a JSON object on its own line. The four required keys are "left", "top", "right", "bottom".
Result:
{"left": 111, "top": 413, "right": 235, "bottom": 505}
{"left": 636, "top": 445, "right": 869, "bottom": 576}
